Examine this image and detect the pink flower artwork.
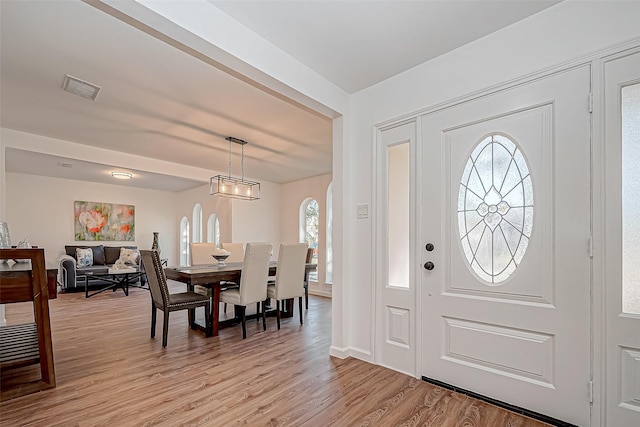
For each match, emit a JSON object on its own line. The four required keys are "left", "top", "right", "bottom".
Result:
{"left": 74, "top": 201, "right": 135, "bottom": 241}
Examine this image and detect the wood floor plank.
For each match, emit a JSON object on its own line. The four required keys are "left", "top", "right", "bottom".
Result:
{"left": 0, "top": 285, "right": 550, "bottom": 426}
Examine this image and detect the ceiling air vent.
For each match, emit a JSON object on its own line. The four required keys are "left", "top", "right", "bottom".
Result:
{"left": 62, "top": 75, "right": 100, "bottom": 101}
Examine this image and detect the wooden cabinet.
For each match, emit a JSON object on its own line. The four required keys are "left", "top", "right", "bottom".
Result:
{"left": 0, "top": 248, "right": 56, "bottom": 400}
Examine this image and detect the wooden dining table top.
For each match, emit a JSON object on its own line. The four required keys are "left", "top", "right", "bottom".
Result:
{"left": 164, "top": 262, "right": 316, "bottom": 285}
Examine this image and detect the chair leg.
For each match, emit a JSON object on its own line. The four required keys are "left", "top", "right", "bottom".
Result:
{"left": 151, "top": 303, "right": 157, "bottom": 338}
{"left": 224, "top": 302, "right": 228, "bottom": 313}
{"left": 261, "top": 301, "right": 267, "bottom": 331}
{"left": 305, "top": 282, "right": 309, "bottom": 309}
{"left": 276, "top": 300, "right": 281, "bottom": 330}
{"left": 299, "top": 296, "right": 303, "bottom": 325}
{"left": 162, "top": 311, "right": 170, "bottom": 347}
{"left": 240, "top": 306, "right": 247, "bottom": 339}
{"left": 256, "top": 302, "right": 260, "bottom": 322}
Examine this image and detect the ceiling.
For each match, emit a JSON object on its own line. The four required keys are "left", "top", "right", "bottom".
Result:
{"left": 210, "top": 0, "right": 560, "bottom": 94}
{"left": 0, "top": 0, "right": 559, "bottom": 191}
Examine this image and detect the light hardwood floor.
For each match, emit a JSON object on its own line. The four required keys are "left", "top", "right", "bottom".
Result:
{"left": 0, "top": 283, "right": 549, "bottom": 426}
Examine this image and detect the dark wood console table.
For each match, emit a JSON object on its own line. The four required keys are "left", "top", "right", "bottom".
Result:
{"left": 0, "top": 248, "right": 56, "bottom": 401}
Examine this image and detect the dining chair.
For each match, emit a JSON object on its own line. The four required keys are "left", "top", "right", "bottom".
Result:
{"left": 304, "top": 247, "right": 314, "bottom": 309}
{"left": 267, "top": 243, "right": 308, "bottom": 330}
{"left": 219, "top": 243, "right": 272, "bottom": 339}
{"left": 189, "top": 242, "right": 231, "bottom": 316}
{"left": 140, "top": 250, "right": 211, "bottom": 347}
{"left": 190, "top": 242, "right": 218, "bottom": 265}
{"left": 221, "top": 242, "right": 245, "bottom": 263}
{"left": 214, "top": 242, "right": 246, "bottom": 314}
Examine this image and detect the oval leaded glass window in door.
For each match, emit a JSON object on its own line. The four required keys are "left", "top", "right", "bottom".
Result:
{"left": 458, "top": 134, "right": 533, "bottom": 284}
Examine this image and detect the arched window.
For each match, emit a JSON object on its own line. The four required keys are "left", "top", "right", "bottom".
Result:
{"left": 179, "top": 216, "right": 190, "bottom": 266}
{"left": 326, "top": 182, "right": 333, "bottom": 284}
{"left": 300, "top": 198, "right": 319, "bottom": 282}
{"left": 207, "top": 213, "right": 220, "bottom": 247}
{"left": 192, "top": 203, "right": 202, "bottom": 243}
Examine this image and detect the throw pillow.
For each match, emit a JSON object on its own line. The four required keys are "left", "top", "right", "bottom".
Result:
{"left": 76, "top": 247, "right": 93, "bottom": 268}
{"left": 117, "top": 247, "right": 139, "bottom": 267}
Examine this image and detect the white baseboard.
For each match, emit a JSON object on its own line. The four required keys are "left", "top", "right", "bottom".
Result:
{"left": 329, "top": 345, "right": 350, "bottom": 359}
{"left": 348, "top": 346, "right": 372, "bottom": 362}
{"left": 329, "top": 345, "right": 372, "bottom": 362}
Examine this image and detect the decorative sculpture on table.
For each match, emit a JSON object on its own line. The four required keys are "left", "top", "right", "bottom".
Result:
{"left": 0, "top": 221, "right": 10, "bottom": 264}
{"left": 15, "top": 238, "right": 32, "bottom": 263}
{"left": 0, "top": 221, "right": 10, "bottom": 248}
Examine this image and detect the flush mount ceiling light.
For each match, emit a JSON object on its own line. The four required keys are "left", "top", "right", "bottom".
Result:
{"left": 62, "top": 74, "right": 101, "bottom": 101}
{"left": 210, "top": 136, "right": 260, "bottom": 201}
{"left": 111, "top": 171, "right": 132, "bottom": 180}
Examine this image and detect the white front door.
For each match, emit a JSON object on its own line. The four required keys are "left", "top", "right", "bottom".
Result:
{"left": 420, "top": 66, "right": 592, "bottom": 425}
{"left": 376, "top": 121, "right": 417, "bottom": 375}
{"left": 604, "top": 50, "right": 640, "bottom": 427}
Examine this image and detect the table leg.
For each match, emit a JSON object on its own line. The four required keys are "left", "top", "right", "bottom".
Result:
{"left": 187, "top": 282, "right": 195, "bottom": 328}
{"left": 282, "top": 298, "right": 294, "bottom": 318}
{"left": 212, "top": 285, "right": 220, "bottom": 337}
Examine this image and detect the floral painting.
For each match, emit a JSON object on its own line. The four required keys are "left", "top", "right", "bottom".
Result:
{"left": 74, "top": 201, "right": 135, "bottom": 241}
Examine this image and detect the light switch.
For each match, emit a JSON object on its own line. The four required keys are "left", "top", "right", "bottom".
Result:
{"left": 357, "top": 204, "right": 369, "bottom": 219}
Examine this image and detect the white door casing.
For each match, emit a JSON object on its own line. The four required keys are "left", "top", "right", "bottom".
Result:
{"left": 603, "top": 50, "right": 640, "bottom": 427}
{"left": 376, "top": 121, "right": 417, "bottom": 375}
{"left": 420, "top": 66, "right": 592, "bottom": 425}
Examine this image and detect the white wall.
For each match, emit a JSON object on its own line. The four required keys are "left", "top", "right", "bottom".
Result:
{"left": 4, "top": 171, "right": 287, "bottom": 267}
{"left": 6, "top": 172, "right": 178, "bottom": 264}
{"left": 280, "top": 173, "right": 332, "bottom": 296}
{"left": 174, "top": 183, "right": 232, "bottom": 247}
{"left": 0, "top": 144, "right": 5, "bottom": 221}
{"left": 231, "top": 180, "right": 282, "bottom": 249}
{"left": 0, "top": 128, "right": 286, "bottom": 266}
{"left": 343, "top": 1, "right": 640, "bottom": 360}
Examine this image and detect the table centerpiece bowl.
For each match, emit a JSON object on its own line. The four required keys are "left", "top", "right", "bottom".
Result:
{"left": 212, "top": 254, "right": 230, "bottom": 267}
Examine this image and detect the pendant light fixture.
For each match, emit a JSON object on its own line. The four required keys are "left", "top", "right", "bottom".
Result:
{"left": 210, "top": 136, "right": 260, "bottom": 200}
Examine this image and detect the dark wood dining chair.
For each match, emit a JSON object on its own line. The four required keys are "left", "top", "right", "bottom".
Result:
{"left": 219, "top": 243, "right": 272, "bottom": 339}
{"left": 140, "top": 250, "right": 211, "bottom": 347}
{"left": 267, "top": 243, "right": 308, "bottom": 329}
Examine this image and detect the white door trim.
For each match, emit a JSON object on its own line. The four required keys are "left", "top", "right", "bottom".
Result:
{"left": 595, "top": 47, "right": 640, "bottom": 427}
{"left": 370, "top": 39, "right": 640, "bottom": 426}
{"left": 373, "top": 119, "right": 419, "bottom": 375}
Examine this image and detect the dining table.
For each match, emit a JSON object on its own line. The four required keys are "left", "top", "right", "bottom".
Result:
{"left": 164, "top": 261, "right": 316, "bottom": 337}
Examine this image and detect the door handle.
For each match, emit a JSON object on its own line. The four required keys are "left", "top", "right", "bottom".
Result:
{"left": 424, "top": 261, "right": 435, "bottom": 270}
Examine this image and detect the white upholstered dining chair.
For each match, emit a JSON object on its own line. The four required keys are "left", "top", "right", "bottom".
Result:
{"left": 267, "top": 243, "right": 308, "bottom": 330}
{"left": 221, "top": 242, "right": 245, "bottom": 263}
{"left": 190, "top": 242, "right": 218, "bottom": 265}
{"left": 219, "top": 242, "right": 272, "bottom": 339}
{"left": 190, "top": 242, "right": 236, "bottom": 314}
